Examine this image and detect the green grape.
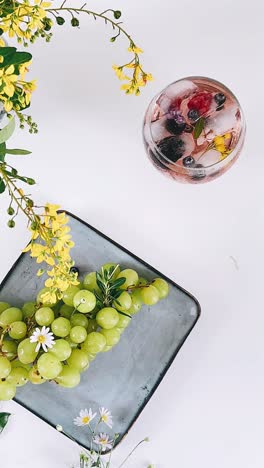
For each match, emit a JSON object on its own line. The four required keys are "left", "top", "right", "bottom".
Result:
{"left": 100, "top": 328, "right": 120, "bottom": 346}
{"left": 28, "top": 366, "right": 46, "bottom": 385}
{"left": 117, "top": 313, "right": 131, "bottom": 329}
{"left": 117, "top": 269, "right": 139, "bottom": 289}
{"left": 138, "top": 277, "right": 148, "bottom": 286}
{"left": 17, "top": 338, "right": 38, "bottom": 364}
{"left": 102, "top": 345, "right": 113, "bottom": 352}
{"left": 6, "top": 367, "right": 28, "bottom": 387}
{"left": 59, "top": 304, "right": 74, "bottom": 319}
{"left": 49, "top": 339, "right": 72, "bottom": 361}
{"left": 55, "top": 365, "right": 80, "bottom": 388}
{"left": 0, "top": 356, "right": 11, "bottom": 378}
{"left": 0, "top": 302, "right": 10, "bottom": 314}
{"left": 2, "top": 340, "right": 17, "bottom": 359}
{"left": 83, "top": 272, "right": 100, "bottom": 293}
{"left": 127, "top": 291, "right": 142, "bottom": 315}
{"left": 67, "top": 349, "right": 89, "bottom": 371}
{"left": 0, "top": 307, "right": 22, "bottom": 327}
{"left": 62, "top": 285, "right": 80, "bottom": 306}
{"left": 141, "top": 285, "right": 160, "bottom": 305}
{"left": 35, "top": 307, "right": 54, "bottom": 326}
{"left": 22, "top": 302, "right": 36, "bottom": 319}
{"left": 70, "top": 326, "right": 87, "bottom": 344}
{"left": 37, "top": 288, "right": 58, "bottom": 307}
{"left": 152, "top": 278, "right": 169, "bottom": 299}
{"left": 86, "top": 319, "right": 97, "bottom": 333}
{"left": 51, "top": 317, "right": 71, "bottom": 337}
{"left": 0, "top": 381, "right": 16, "bottom": 400}
{"left": 82, "top": 363, "right": 90, "bottom": 371}
{"left": 37, "top": 353, "right": 62, "bottom": 379}
{"left": 101, "top": 263, "right": 120, "bottom": 278}
{"left": 82, "top": 332, "right": 106, "bottom": 354}
{"left": 96, "top": 307, "right": 119, "bottom": 330}
{"left": 73, "top": 290, "right": 96, "bottom": 313}
{"left": 9, "top": 321, "right": 27, "bottom": 340}
{"left": 11, "top": 360, "right": 30, "bottom": 371}
{"left": 70, "top": 313, "right": 89, "bottom": 329}
{"left": 113, "top": 291, "right": 132, "bottom": 312}
{"left": 115, "top": 327, "right": 125, "bottom": 334}
{"left": 87, "top": 352, "right": 96, "bottom": 361}
{"left": 65, "top": 336, "right": 78, "bottom": 349}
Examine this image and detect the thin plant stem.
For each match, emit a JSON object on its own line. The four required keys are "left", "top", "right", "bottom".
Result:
{"left": 118, "top": 439, "right": 148, "bottom": 468}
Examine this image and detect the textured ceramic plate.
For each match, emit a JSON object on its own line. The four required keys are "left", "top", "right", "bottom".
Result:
{"left": 0, "top": 212, "right": 200, "bottom": 451}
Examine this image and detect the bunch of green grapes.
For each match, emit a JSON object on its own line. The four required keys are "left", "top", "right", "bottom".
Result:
{"left": 0, "top": 263, "right": 169, "bottom": 400}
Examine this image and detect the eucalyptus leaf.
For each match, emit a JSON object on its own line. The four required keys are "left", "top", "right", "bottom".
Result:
{"left": 5, "top": 149, "right": 31, "bottom": 155}
{"left": 0, "top": 177, "right": 6, "bottom": 194}
{"left": 0, "top": 412, "right": 11, "bottom": 433}
{"left": 0, "top": 117, "right": 15, "bottom": 144}
{"left": 193, "top": 117, "right": 205, "bottom": 140}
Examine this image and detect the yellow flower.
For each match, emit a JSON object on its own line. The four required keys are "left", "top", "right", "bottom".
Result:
{"left": 24, "top": 204, "right": 79, "bottom": 304}
{"left": 128, "top": 45, "right": 143, "bottom": 54}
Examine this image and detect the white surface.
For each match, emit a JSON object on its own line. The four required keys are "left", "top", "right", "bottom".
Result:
{"left": 0, "top": 0, "right": 263, "bottom": 466}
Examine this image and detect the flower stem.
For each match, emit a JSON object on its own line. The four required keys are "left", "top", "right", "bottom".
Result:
{"left": 118, "top": 439, "right": 148, "bottom": 468}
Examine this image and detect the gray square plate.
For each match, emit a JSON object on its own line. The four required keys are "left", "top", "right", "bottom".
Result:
{"left": 0, "top": 212, "right": 200, "bottom": 451}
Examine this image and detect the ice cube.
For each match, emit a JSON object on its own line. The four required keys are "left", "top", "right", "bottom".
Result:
{"left": 198, "top": 149, "right": 221, "bottom": 167}
{"left": 150, "top": 117, "right": 171, "bottom": 142}
{"left": 207, "top": 106, "right": 238, "bottom": 135}
{"left": 156, "top": 93, "right": 172, "bottom": 114}
{"left": 165, "top": 80, "right": 197, "bottom": 100}
{"left": 181, "top": 133, "right": 195, "bottom": 157}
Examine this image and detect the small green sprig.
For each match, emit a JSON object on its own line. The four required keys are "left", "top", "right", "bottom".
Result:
{"left": 95, "top": 265, "right": 125, "bottom": 309}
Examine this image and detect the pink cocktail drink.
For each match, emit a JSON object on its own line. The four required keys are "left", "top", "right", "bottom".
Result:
{"left": 143, "top": 77, "right": 245, "bottom": 183}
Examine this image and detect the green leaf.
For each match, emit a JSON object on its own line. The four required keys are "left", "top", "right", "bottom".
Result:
{"left": 0, "top": 412, "right": 11, "bottom": 433}
{"left": 1, "top": 51, "right": 32, "bottom": 69}
{"left": 0, "top": 177, "right": 6, "bottom": 194}
{"left": 193, "top": 118, "right": 205, "bottom": 140}
{"left": 118, "top": 310, "right": 131, "bottom": 319}
{"left": 0, "top": 142, "right": 6, "bottom": 161}
{"left": 5, "top": 149, "right": 31, "bottom": 155}
{"left": 0, "top": 117, "right": 15, "bottom": 144}
{"left": 0, "top": 47, "right": 16, "bottom": 57}
{"left": 111, "top": 277, "right": 126, "bottom": 289}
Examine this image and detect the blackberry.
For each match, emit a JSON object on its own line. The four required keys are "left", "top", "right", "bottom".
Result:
{"left": 70, "top": 266, "right": 80, "bottom": 275}
{"left": 165, "top": 118, "right": 186, "bottom": 135}
{"left": 157, "top": 137, "right": 185, "bottom": 163}
{"left": 214, "top": 93, "right": 226, "bottom": 106}
{"left": 187, "top": 109, "right": 200, "bottom": 121}
{"left": 183, "top": 156, "right": 195, "bottom": 167}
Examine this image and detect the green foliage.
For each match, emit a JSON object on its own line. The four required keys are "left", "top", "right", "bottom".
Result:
{"left": 0, "top": 412, "right": 11, "bottom": 434}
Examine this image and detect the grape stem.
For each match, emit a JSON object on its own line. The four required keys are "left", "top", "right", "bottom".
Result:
{"left": 126, "top": 281, "right": 152, "bottom": 292}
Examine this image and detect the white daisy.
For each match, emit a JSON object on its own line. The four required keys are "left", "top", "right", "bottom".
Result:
{"left": 29, "top": 326, "right": 55, "bottom": 352}
{"left": 74, "top": 408, "right": 97, "bottom": 427}
{"left": 99, "top": 407, "right": 113, "bottom": 428}
{"left": 93, "top": 433, "right": 113, "bottom": 451}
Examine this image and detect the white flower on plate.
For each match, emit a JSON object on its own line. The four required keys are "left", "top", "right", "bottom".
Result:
{"left": 93, "top": 433, "right": 113, "bottom": 451}
{"left": 99, "top": 407, "right": 113, "bottom": 428}
{"left": 29, "top": 326, "right": 55, "bottom": 352}
{"left": 74, "top": 408, "right": 97, "bottom": 427}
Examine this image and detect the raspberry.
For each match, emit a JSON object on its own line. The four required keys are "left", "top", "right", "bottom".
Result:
{"left": 187, "top": 92, "right": 212, "bottom": 115}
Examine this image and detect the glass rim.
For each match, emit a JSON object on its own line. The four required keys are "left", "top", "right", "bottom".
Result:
{"left": 147, "top": 75, "right": 246, "bottom": 171}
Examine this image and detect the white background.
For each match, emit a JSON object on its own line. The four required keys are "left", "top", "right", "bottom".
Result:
{"left": 0, "top": 0, "right": 263, "bottom": 466}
